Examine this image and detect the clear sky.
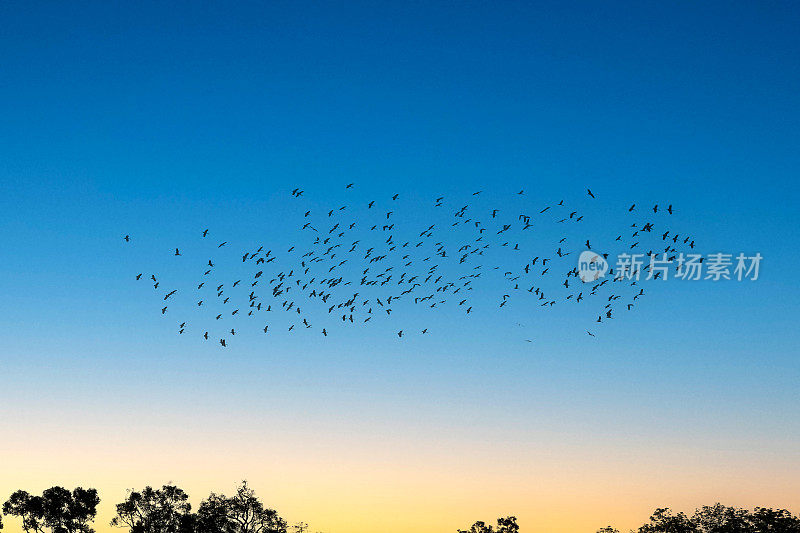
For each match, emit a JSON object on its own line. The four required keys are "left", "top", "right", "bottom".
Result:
{"left": 1, "top": 1, "right": 799, "bottom": 532}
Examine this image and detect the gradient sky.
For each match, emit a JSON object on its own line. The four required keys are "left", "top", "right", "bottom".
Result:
{"left": 1, "top": 1, "right": 799, "bottom": 532}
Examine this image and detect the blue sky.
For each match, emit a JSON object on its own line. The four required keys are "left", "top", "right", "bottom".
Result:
{"left": 1, "top": 2, "right": 799, "bottom": 531}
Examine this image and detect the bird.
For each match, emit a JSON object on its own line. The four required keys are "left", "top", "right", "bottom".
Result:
{"left": 124, "top": 235, "right": 130, "bottom": 242}
{"left": 587, "top": 189, "right": 595, "bottom": 198}
{"left": 174, "top": 248, "right": 181, "bottom": 256}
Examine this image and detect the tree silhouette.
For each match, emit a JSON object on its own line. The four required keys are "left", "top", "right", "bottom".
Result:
{"left": 2, "top": 487, "right": 99, "bottom": 533}
{"left": 693, "top": 503, "right": 751, "bottom": 533}
{"left": 459, "top": 506, "right": 800, "bottom": 533}
{"left": 5, "top": 485, "right": 800, "bottom": 533}
{"left": 585, "top": 504, "right": 800, "bottom": 533}
{"left": 195, "top": 481, "right": 287, "bottom": 533}
{"left": 291, "top": 522, "right": 309, "bottom": 533}
{"left": 457, "top": 520, "right": 493, "bottom": 533}
{"left": 2, "top": 491, "right": 40, "bottom": 533}
{"left": 496, "top": 517, "right": 519, "bottom": 533}
{"left": 749, "top": 507, "right": 800, "bottom": 533}
{"left": 637, "top": 507, "right": 697, "bottom": 533}
{"left": 458, "top": 516, "right": 519, "bottom": 533}
{"left": 110, "top": 485, "right": 194, "bottom": 533}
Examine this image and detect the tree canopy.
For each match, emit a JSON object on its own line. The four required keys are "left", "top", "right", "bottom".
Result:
{"left": 196, "top": 481, "right": 287, "bottom": 533}
{"left": 2, "top": 487, "right": 99, "bottom": 533}
{"left": 110, "top": 485, "right": 194, "bottom": 533}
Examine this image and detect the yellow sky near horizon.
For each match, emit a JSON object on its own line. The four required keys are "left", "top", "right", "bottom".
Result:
{"left": 2, "top": 422, "right": 799, "bottom": 533}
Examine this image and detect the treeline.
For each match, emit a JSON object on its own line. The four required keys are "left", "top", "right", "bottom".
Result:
{"left": 0, "top": 482, "right": 313, "bottom": 533}
{"left": 2, "top": 486, "right": 799, "bottom": 533}
{"left": 596, "top": 504, "right": 800, "bottom": 533}
{"left": 457, "top": 504, "right": 800, "bottom": 533}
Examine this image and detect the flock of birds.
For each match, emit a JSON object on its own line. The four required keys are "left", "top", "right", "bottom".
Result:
{"left": 123, "top": 185, "right": 696, "bottom": 347}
